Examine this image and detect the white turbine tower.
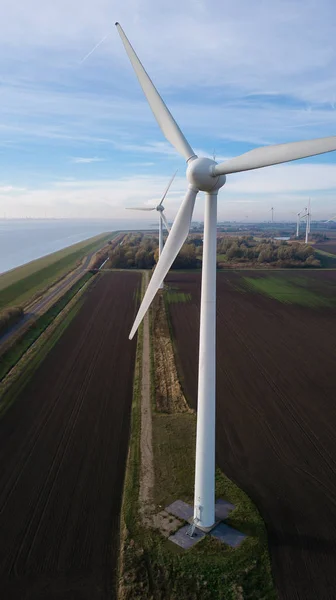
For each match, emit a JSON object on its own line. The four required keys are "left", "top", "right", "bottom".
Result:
{"left": 302, "top": 203, "right": 311, "bottom": 244}
{"left": 295, "top": 206, "right": 308, "bottom": 238}
{"left": 116, "top": 23, "right": 336, "bottom": 529}
{"left": 308, "top": 198, "right": 311, "bottom": 233}
{"left": 296, "top": 211, "right": 302, "bottom": 237}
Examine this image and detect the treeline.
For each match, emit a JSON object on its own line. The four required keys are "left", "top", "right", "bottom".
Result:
{"left": 106, "top": 232, "right": 321, "bottom": 270}
{"left": 107, "top": 234, "right": 157, "bottom": 269}
{"left": 0, "top": 306, "right": 24, "bottom": 337}
{"left": 107, "top": 233, "right": 200, "bottom": 269}
{"left": 217, "top": 237, "right": 321, "bottom": 267}
{"left": 88, "top": 249, "right": 108, "bottom": 271}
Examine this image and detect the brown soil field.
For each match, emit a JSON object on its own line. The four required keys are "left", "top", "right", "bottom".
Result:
{"left": 314, "top": 241, "right": 336, "bottom": 255}
{"left": 0, "top": 271, "right": 141, "bottom": 600}
{"left": 166, "top": 270, "right": 336, "bottom": 600}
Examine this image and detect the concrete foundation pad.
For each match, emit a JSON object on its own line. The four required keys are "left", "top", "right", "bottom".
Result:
{"left": 168, "top": 524, "right": 206, "bottom": 549}
{"left": 165, "top": 500, "right": 193, "bottom": 521}
{"left": 187, "top": 516, "right": 220, "bottom": 533}
{"left": 210, "top": 523, "right": 246, "bottom": 548}
{"left": 215, "top": 498, "right": 235, "bottom": 520}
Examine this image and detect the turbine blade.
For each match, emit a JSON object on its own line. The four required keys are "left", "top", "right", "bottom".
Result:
{"left": 160, "top": 210, "right": 170, "bottom": 232}
{"left": 213, "top": 136, "right": 336, "bottom": 176}
{"left": 129, "top": 186, "right": 198, "bottom": 339}
{"left": 158, "top": 169, "right": 178, "bottom": 206}
{"left": 126, "top": 207, "right": 156, "bottom": 211}
{"left": 115, "top": 23, "right": 196, "bottom": 162}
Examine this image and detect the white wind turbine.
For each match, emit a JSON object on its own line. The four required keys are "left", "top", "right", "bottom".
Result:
{"left": 295, "top": 206, "right": 308, "bottom": 238}
{"left": 308, "top": 198, "right": 312, "bottom": 233}
{"left": 301, "top": 201, "right": 311, "bottom": 243}
{"left": 126, "top": 170, "right": 177, "bottom": 257}
{"left": 116, "top": 23, "right": 336, "bottom": 529}
{"left": 296, "top": 210, "right": 302, "bottom": 237}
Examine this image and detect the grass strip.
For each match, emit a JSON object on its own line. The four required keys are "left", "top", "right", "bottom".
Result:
{"left": 315, "top": 249, "right": 336, "bottom": 268}
{"left": 0, "top": 232, "right": 113, "bottom": 309}
{"left": 165, "top": 291, "right": 191, "bottom": 304}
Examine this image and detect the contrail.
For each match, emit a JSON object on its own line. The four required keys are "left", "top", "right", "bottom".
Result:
{"left": 79, "top": 34, "right": 109, "bottom": 64}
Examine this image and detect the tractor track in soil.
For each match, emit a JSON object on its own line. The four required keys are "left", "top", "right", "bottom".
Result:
{"left": 166, "top": 270, "right": 336, "bottom": 600}
{"left": 0, "top": 271, "right": 141, "bottom": 600}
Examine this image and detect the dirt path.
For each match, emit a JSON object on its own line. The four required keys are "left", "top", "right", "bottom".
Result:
{"left": 152, "top": 293, "right": 191, "bottom": 414}
{"left": 139, "top": 273, "right": 155, "bottom": 522}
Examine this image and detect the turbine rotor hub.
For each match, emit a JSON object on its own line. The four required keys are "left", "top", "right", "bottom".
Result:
{"left": 156, "top": 205, "right": 164, "bottom": 212}
{"left": 186, "top": 157, "right": 226, "bottom": 193}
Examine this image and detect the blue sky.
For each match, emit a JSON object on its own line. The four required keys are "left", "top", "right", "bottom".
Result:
{"left": 1, "top": 0, "right": 336, "bottom": 222}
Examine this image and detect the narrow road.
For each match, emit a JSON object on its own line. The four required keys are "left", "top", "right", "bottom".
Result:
{"left": 0, "top": 235, "right": 124, "bottom": 351}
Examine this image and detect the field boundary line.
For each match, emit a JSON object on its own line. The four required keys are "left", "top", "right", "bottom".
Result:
{"left": 118, "top": 271, "right": 145, "bottom": 600}
{"left": 139, "top": 272, "right": 155, "bottom": 523}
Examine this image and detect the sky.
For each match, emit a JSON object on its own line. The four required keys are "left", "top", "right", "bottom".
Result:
{"left": 1, "top": 0, "right": 336, "bottom": 223}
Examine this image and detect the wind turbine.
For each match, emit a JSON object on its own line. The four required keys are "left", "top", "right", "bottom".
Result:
{"left": 308, "top": 198, "right": 311, "bottom": 233}
{"left": 269, "top": 207, "right": 274, "bottom": 223}
{"left": 116, "top": 22, "right": 336, "bottom": 529}
{"left": 296, "top": 211, "right": 302, "bottom": 237}
{"left": 295, "top": 206, "right": 307, "bottom": 238}
{"left": 301, "top": 202, "right": 312, "bottom": 243}
{"left": 126, "top": 170, "right": 177, "bottom": 258}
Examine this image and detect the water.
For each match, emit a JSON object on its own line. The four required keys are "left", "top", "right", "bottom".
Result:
{"left": 0, "top": 219, "right": 147, "bottom": 275}
{"left": 274, "top": 236, "right": 291, "bottom": 241}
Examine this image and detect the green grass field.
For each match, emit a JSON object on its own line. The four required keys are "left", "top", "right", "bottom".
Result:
{"left": 0, "top": 232, "right": 113, "bottom": 310}
{"left": 165, "top": 291, "right": 191, "bottom": 304}
{"left": 243, "top": 275, "right": 333, "bottom": 307}
{"left": 315, "top": 249, "right": 336, "bottom": 268}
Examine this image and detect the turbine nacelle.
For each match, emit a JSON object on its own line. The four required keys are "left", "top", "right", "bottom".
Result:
{"left": 186, "top": 157, "right": 226, "bottom": 193}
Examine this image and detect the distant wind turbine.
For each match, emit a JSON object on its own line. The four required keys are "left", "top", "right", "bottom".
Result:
{"left": 126, "top": 171, "right": 177, "bottom": 286}
{"left": 295, "top": 206, "right": 307, "bottom": 237}
{"left": 301, "top": 203, "right": 311, "bottom": 243}
{"left": 116, "top": 22, "right": 336, "bottom": 530}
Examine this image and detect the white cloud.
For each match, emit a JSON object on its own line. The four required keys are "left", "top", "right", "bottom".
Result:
{"left": 0, "top": 185, "right": 26, "bottom": 193}
{"left": 1, "top": 161, "right": 336, "bottom": 221}
{"left": 1, "top": 0, "right": 336, "bottom": 222}
{"left": 70, "top": 156, "right": 105, "bottom": 163}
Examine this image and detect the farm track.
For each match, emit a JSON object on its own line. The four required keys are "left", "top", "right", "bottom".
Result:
{"left": 0, "top": 271, "right": 141, "bottom": 599}
{"left": 166, "top": 270, "right": 336, "bottom": 600}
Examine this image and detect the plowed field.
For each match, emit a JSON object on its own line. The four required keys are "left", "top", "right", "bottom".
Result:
{"left": 166, "top": 270, "right": 336, "bottom": 600}
{"left": 0, "top": 271, "right": 140, "bottom": 599}
{"left": 315, "top": 241, "right": 336, "bottom": 255}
